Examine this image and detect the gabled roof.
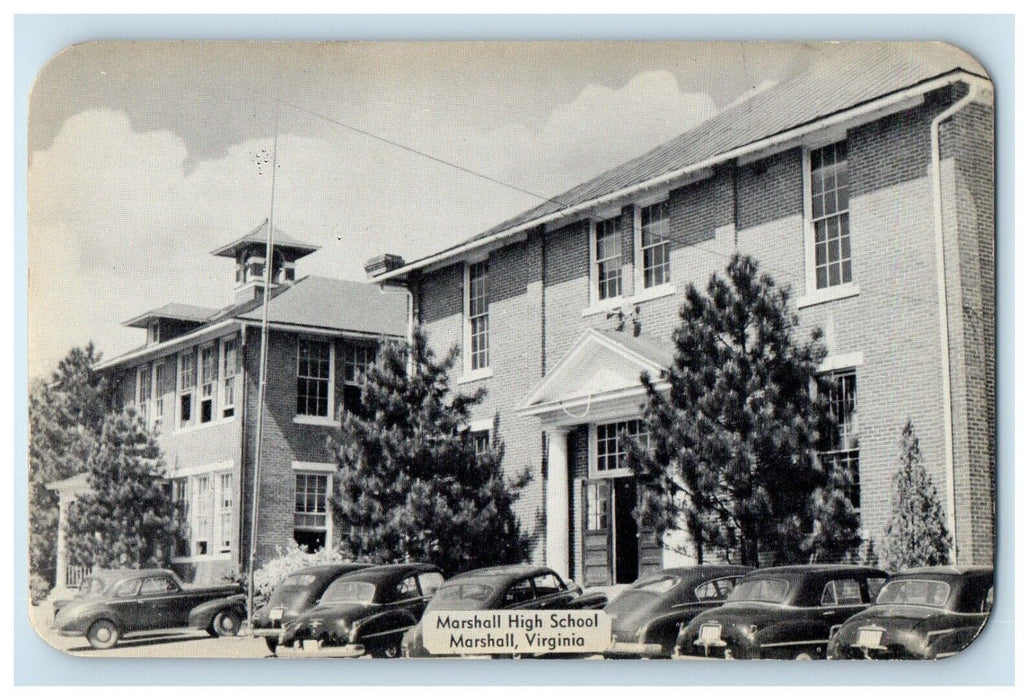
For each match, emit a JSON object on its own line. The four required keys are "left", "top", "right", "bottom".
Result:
{"left": 517, "top": 328, "right": 672, "bottom": 422}
{"left": 210, "top": 220, "right": 320, "bottom": 259}
{"left": 377, "top": 42, "right": 989, "bottom": 280}
{"left": 123, "top": 303, "right": 218, "bottom": 328}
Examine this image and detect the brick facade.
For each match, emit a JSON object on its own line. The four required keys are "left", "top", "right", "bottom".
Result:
{"left": 413, "top": 81, "right": 996, "bottom": 580}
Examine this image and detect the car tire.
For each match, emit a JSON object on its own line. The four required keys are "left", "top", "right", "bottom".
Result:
{"left": 87, "top": 619, "right": 121, "bottom": 650}
{"left": 212, "top": 610, "right": 242, "bottom": 637}
{"left": 374, "top": 640, "right": 401, "bottom": 659}
{"left": 265, "top": 637, "right": 279, "bottom": 654}
{"left": 794, "top": 650, "right": 817, "bottom": 660}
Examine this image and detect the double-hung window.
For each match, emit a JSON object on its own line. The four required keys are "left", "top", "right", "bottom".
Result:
{"left": 172, "top": 477, "right": 190, "bottom": 557}
{"left": 819, "top": 370, "right": 861, "bottom": 509}
{"left": 809, "top": 142, "right": 851, "bottom": 290}
{"left": 137, "top": 363, "right": 151, "bottom": 423}
{"left": 466, "top": 260, "right": 489, "bottom": 372}
{"left": 217, "top": 472, "right": 234, "bottom": 555}
{"left": 154, "top": 361, "right": 165, "bottom": 421}
{"left": 193, "top": 474, "right": 214, "bottom": 556}
{"left": 199, "top": 345, "right": 217, "bottom": 424}
{"left": 594, "top": 216, "right": 623, "bottom": 301}
{"left": 340, "top": 342, "right": 377, "bottom": 414}
{"left": 294, "top": 472, "right": 329, "bottom": 552}
{"left": 179, "top": 350, "right": 196, "bottom": 428}
{"left": 221, "top": 337, "right": 239, "bottom": 418}
{"left": 172, "top": 469, "right": 233, "bottom": 559}
{"left": 639, "top": 201, "right": 671, "bottom": 289}
{"left": 297, "top": 338, "right": 333, "bottom": 418}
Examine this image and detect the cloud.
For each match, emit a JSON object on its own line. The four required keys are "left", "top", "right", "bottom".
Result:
{"left": 28, "top": 71, "right": 729, "bottom": 379}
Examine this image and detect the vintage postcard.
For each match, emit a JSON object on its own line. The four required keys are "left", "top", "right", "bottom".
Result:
{"left": 27, "top": 40, "right": 995, "bottom": 661}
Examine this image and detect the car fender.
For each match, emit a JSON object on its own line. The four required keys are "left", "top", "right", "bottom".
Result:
{"left": 72, "top": 603, "right": 130, "bottom": 634}
{"left": 188, "top": 594, "right": 246, "bottom": 630}
{"left": 640, "top": 609, "right": 706, "bottom": 650}
{"left": 354, "top": 609, "right": 421, "bottom": 644}
{"left": 567, "top": 592, "right": 608, "bottom": 610}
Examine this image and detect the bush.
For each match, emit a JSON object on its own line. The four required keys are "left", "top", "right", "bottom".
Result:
{"left": 250, "top": 544, "right": 347, "bottom": 609}
{"left": 29, "top": 573, "right": 51, "bottom": 606}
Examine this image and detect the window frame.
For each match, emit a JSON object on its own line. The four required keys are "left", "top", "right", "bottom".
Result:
{"left": 295, "top": 337, "right": 335, "bottom": 421}
{"left": 462, "top": 257, "right": 491, "bottom": 379}
{"left": 178, "top": 349, "right": 196, "bottom": 429}
{"left": 589, "top": 419, "right": 647, "bottom": 479}
{"left": 634, "top": 198, "right": 673, "bottom": 292}
{"left": 221, "top": 336, "right": 239, "bottom": 419}
{"left": 818, "top": 368, "right": 861, "bottom": 511}
{"left": 293, "top": 471, "right": 331, "bottom": 551}
{"left": 199, "top": 343, "right": 218, "bottom": 424}
{"left": 800, "top": 141, "right": 859, "bottom": 307}
{"left": 590, "top": 215, "right": 624, "bottom": 304}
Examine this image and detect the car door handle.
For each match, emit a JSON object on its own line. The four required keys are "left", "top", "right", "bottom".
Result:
{"left": 822, "top": 610, "right": 838, "bottom": 616}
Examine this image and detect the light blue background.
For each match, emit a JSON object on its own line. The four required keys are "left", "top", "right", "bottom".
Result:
{"left": 13, "top": 13, "right": 1015, "bottom": 686}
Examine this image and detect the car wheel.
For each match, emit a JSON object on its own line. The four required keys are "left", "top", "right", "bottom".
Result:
{"left": 374, "top": 640, "right": 401, "bottom": 658}
{"left": 87, "top": 620, "right": 121, "bottom": 650}
{"left": 265, "top": 637, "right": 279, "bottom": 654}
{"left": 212, "top": 610, "right": 242, "bottom": 637}
{"left": 794, "top": 650, "right": 817, "bottom": 660}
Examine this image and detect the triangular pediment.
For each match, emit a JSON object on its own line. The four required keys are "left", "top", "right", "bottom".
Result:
{"left": 517, "top": 329, "right": 672, "bottom": 423}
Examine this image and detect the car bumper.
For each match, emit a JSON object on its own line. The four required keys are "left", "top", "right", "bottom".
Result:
{"left": 296, "top": 640, "right": 366, "bottom": 657}
{"left": 252, "top": 628, "right": 284, "bottom": 639}
{"left": 606, "top": 641, "right": 664, "bottom": 657}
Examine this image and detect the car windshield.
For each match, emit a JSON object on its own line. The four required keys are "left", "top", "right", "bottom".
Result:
{"left": 728, "top": 578, "right": 790, "bottom": 603}
{"left": 876, "top": 579, "right": 952, "bottom": 608}
{"left": 426, "top": 582, "right": 495, "bottom": 610}
{"left": 320, "top": 580, "right": 376, "bottom": 605}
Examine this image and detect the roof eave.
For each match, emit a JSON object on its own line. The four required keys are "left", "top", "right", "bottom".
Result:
{"left": 375, "top": 69, "right": 990, "bottom": 283}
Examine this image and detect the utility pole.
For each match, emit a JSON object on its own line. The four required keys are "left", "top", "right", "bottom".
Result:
{"left": 245, "top": 105, "right": 279, "bottom": 632}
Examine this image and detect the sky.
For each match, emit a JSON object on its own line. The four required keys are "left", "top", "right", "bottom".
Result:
{"left": 27, "top": 41, "right": 841, "bottom": 380}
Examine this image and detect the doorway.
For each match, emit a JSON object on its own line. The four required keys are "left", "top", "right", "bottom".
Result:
{"left": 582, "top": 476, "right": 641, "bottom": 586}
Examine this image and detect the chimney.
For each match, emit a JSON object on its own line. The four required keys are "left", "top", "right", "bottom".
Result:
{"left": 365, "top": 254, "right": 406, "bottom": 279}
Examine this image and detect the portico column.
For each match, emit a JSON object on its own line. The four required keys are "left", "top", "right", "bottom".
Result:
{"left": 545, "top": 427, "right": 570, "bottom": 578}
{"left": 55, "top": 497, "right": 68, "bottom": 589}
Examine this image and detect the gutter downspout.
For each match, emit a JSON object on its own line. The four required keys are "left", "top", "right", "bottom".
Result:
{"left": 930, "top": 79, "right": 981, "bottom": 563}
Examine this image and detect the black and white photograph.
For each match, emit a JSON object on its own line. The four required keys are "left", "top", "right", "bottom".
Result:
{"left": 26, "top": 39, "right": 996, "bottom": 662}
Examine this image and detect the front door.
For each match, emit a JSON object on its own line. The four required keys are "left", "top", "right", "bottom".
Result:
{"left": 583, "top": 477, "right": 644, "bottom": 586}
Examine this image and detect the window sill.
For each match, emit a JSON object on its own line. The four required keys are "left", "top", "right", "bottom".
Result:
{"left": 458, "top": 368, "right": 493, "bottom": 384}
{"left": 588, "top": 468, "right": 633, "bottom": 480}
{"left": 796, "top": 283, "right": 860, "bottom": 309}
{"left": 581, "top": 284, "right": 676, "bottom": 317}
{"left": 293, "top": 414, "right": 338, "bottom": 427}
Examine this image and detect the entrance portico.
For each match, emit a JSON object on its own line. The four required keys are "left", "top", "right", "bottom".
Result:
{"left": 45, "top": 473, "right": 92, "bottom": 597}
{"left": 517, "top": 328, "right": 675, "bottom": 585}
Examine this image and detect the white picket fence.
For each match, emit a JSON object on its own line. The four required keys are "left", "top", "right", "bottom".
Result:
{"left": 65, "top": 565, "right": 92, "bottom": 588}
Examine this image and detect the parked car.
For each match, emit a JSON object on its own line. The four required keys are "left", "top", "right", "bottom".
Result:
{"left": 189, "top": 592, "right": 247, "bottom": 637}
{"left": 827, "top": 566, "right": 994, "bottom": 660}
{"left": 401, "top": 564, "right": 608, "bottom": 658}
{"left": 252, "top": 562, "right": 371, "bottom": 654}
{"left": 51, "top": 569, "right": 143, "bottom": 619}
{"left": 279, "top": 563, "right": 445, "bottom": 658}
{"left": 51, "top": 569, "right": 242, "bottom": 649}
{"left": 604, "top": 565, "right": 752, "bottom": 658}
{"left": 674, "top": 565, "right": 888, "bottom": 660}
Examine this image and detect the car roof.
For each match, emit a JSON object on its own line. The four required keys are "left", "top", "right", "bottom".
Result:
{"left": 448, "top": 565, "right": 557, "bottom": 583}
{"left": 746, "top": 565, "right": 887, "bottom": 577}
{"left": 332, "top": 562, "right": 439, "bottom": 584}
{"left": 897, "top": 565, "right": 994, "bottom": 576}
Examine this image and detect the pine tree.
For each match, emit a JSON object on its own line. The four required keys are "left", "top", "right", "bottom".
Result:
{"left": 28, "top": 344, "right": 108, "bottom": 600}
{"left": 881, "top": 420, "right": 953, "bottom": 571}
{"left": 626, "top": 254, "right": 860, "bottom": 566}
{"left": 65, "top": 407, "right": 180, "bottom": 570}
{"left": 328, "top": 328, "right": 529, "bottom": 576}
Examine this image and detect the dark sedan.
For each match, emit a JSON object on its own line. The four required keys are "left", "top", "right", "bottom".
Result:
{"left": 401, "top": 564, "right": 607, "bottom": 658}
{"left": 52, "top": 569, "right": 241, "bottom": 649}
{"left": 605, "top": 565, "right": 752, "bottom": 658}
{"left": 828, "top": 566, "right": 993, "bottom": 660}
{"left": 674, "top": 565, "right": 888, "bottom": 660}
{"left": 252, "top": 562, "right": 371, "bottom": 654}
{"left": 279, "top": 563, "right": 444, "bottom": 658}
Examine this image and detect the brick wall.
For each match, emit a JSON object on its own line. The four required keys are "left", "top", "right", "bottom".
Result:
{"left": 413, "top": 82, "right": 996, "bottom": 576}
